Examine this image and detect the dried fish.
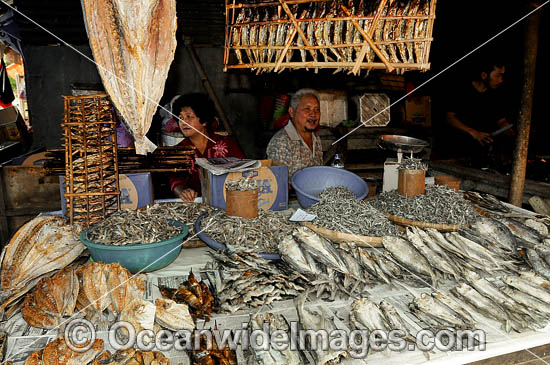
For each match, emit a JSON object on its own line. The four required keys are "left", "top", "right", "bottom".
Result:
{"left": 398, "top": 157, "right": 427, "bottom": 170}
{"left": 309, "top": 188, "right": 400, "bottom": 237}
{"left": 86, "top": 208, "right": 184, "bottom": 245}
{"left": 370, "top": 185, "right": 480, "bottom": 225}
{"left": 405, "top": 0, "right": 421, "bottom": 63}
{"left": 396, "top": 0, "right": 411, "bottom": 63}
{"left": 232, "top": 9, "right": 245, "bottom": 64}
{"left": 200, "top": 210, "right": 295, "bottom": 253}
{"left": 375, "top": 0, "right": 391, "bottom": 62}
{"left": 414, "top": 0, "right": 430, "bottom": 63}
{"left": 384, "top": 0, "right": 400, "bottom": 64}
{"left": 241, "top": 9, "right": 253, "bottom": 63}
{"left": 208, "top": 249, "right": 307, "bottom": 312}
{"left": 258, "top": 9, "right": 269, "bottom": 64}
{"left": 225, "top": 176, "right": 257, "bottom": 191}
{"left": 314, "top": 2, "right": 331, "bottom": 62}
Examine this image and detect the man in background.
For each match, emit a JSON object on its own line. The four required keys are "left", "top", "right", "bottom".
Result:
{"left": 445, "top": 59, "right": 515, "bottom": 167}
{"left": 266, "top": 88, "right": 323, "bottom": 177}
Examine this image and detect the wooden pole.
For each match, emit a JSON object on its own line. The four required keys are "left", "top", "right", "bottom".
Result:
{"left": 509, "top": 2, "right": 540, "bottom": 206}
{"left": 185, "top": 38, "right": 234, "bottom": 136}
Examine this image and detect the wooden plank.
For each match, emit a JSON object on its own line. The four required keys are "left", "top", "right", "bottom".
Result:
{"left": 509, "top": 3, "right": 540, "bottom": 206}
{"left": 430, "top": 160, "right": 550, "bottom": 204}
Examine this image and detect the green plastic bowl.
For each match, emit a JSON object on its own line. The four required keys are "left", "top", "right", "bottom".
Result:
{"left": 79, "top": 220, "right": 188, "bottom": 274}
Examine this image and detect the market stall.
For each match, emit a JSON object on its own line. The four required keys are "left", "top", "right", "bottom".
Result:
{"left": 0, "top": 0, "right": 548, "bottom": 364}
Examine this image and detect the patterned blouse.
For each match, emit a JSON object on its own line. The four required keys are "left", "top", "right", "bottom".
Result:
{"left": 266, "top": 121, "right": 323, "bottom": 177}
{"left": 169, "top": 133, "right": 245, "bottom": 194}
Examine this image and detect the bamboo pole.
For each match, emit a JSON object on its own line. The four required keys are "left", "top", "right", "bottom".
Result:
{"left": 226, "top": 61, "right": 427, "bottom": 69}
{"left": 341, "top": 2, "right": 394, "bottom": 74}
{"left": 422, "top": 0, "right": 438, "bottom": 69}
{"left": 229, "top": 15, "right": 432, "bottom": 27}
{"left": 278, "top": 0, "right": 318, "bottom": 61}
{"left": 509, "top": 2, "right": 540, "bottom": 206}
{"left": 231, "top": 37, "right": 433, "bottom": 50}
{"left": 227, "top": 0, "right": 331, "bottom": 9}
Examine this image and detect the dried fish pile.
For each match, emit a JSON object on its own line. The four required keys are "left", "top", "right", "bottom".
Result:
{"left": 309, "top": 188, "right": 400, "bottom": 237}
{"left": 146, "top": 202, "right": 217, "bottom": 236}
{"left": 411, "top": 270, "right": 550, "bottom": 334}
{"left": 279, "top": 227, "right": 388, "bottom": 299}
{"left": 369, "top": 185, "right": 479, "bottom": 225}
{"left": 350, "top": 298, "right": 417, "bottom": 349}
{"left": 86, "top": 209, "right": 184, "bottom": 245}
{"left": 249, "top": 312, "right": 304, "bottom": 364}
{"left": 398, "top": 157, "right": 427, "bottom": 170}
{"left": 295, "top": 293, "right": 348, "bottom": 364}
{"left": 226, "top": 0, "right": 434, "bottom": 73}
{"left": 380, "top": 225, "right": 521, "bottom": 287}
{"left": 0, "top": 216, "right": 86, "bottom": 319}
{"left": 224, "top": 177, "right": 257, "bottom": 191}
{"left": 159, "top": 271, "right": 214, "bottom": 321}
{"left": 205, "top": 249, "right": 308, "bottom": 313}
{"left": 317, "top": 186, "right": 357, "bottom": 200}
{"left": 200, "top": 210, "right": 295, "bottom": 253}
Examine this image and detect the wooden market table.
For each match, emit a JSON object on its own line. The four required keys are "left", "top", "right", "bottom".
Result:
{"left": 430, "top": 160, "right": 550, "bottom": 205}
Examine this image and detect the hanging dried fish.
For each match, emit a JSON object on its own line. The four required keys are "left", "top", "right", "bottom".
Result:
{"left": 406, "top": 0, "right": 421, "bottom": 63}
{"left": 414, "top": 0, "right": 430, "bottom": 63}
{"left": 81, "top": 0, "right": 177, "bottom": 154}
{"left": 232, "top": 9, "right": 245, "bottom": 64}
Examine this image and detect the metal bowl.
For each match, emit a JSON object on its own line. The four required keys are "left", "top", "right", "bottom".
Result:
{"left": 378, "top": 135, "right": 429, "bottom": 153}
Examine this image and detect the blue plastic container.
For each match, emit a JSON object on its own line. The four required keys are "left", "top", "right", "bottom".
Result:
{"left": 80, "top": 220, "right": 188, "bottom": 274}
{"left": 291, "top": 166, "right": 369, "bottom": 208}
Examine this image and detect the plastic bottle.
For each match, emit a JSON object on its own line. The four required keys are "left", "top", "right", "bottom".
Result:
{"left": 331, "top": 154, "right": 344, "bottom": 169}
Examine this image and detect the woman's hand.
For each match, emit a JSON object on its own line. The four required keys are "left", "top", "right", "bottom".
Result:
{"left": 469, "top": 129, "right": 493, "bottom": 145}
{"left": 175, "top": 187, "right": 198, "bottom": 202}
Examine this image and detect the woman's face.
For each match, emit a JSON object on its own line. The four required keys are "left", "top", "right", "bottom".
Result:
{"left": 178, "top": 106, "right": 206, "bottom": 138}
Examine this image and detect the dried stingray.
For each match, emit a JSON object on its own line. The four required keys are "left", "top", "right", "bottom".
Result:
{"left": 82, "top": 0, "right": 178, "bottom": 154}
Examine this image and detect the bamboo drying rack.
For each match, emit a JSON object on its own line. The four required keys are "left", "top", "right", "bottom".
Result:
{"left": 62, "top": 94, "right": 120, "bottom": 227}
{"left": 224, "top": 0, "right": 437, "bottom": 74}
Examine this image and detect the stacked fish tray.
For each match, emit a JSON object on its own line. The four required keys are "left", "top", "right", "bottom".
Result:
{"left": 62, "top": 94, "right": 120, "bottom": 227}
{"left": 224, "top": 0, "right": 437, "bottom": 74}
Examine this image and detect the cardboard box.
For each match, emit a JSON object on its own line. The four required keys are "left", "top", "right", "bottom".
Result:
{"left": 60, "top": 173, "right": 154, "bottom": 214}
{"left": 200, "top": 160, "right": 288, "bottom": 211}
{"left": 405, "top": 96, "right": 431, "bottom": 127}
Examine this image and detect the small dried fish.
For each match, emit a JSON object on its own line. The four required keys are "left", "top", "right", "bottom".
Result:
{"left": 370, "top": 185, "right": 480, "bottom": 225}
{"left": 405, "top": 0, "right": 421, "bottom": 63}
{"left": 398, "top": 157, "right": 427, "bottom": 170}
{"left": 309, "top": 187, "right": 400, "bottom": 237}
{"left": 224, "top": 176, "right": 257, "bottom": 191}
{"left": 201, "top": 210, "right": 296, "bottom": 253}
{"left": 87, "top": 208, "right": 184, "bottom": 245}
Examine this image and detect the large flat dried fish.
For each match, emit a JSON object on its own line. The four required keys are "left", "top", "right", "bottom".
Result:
{"left": 0, "top": 216, "right": 85, "bottom": 317}
{"left": 82, "top": 0, "right": 177, "bottom": 155}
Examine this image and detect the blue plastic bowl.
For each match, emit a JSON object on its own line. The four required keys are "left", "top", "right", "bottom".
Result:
{"left": 291, "top": 166, "right": 369, "bottom": 208}
{"left": 80, "top": 220, "right": 188, "bottom": 274}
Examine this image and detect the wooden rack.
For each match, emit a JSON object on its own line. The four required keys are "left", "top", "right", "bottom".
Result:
{"left": 62, "top": 94, "right": 120, "bottom": 227}
{"left": 224, "top": 0, "right": 437, "bottom": 74}
{"left": 44, "top": 146, "right": 195, "bottom": 175}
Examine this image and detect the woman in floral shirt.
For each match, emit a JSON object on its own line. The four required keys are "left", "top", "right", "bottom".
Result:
{"left": 169, "top": 93, "right": 244, "bottom": 201}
